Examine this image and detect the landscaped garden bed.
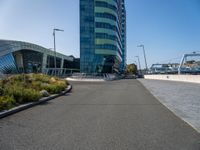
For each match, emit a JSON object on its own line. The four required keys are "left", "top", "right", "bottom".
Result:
{"left": 0, "top": 74, "right": 69, "bottom": 112}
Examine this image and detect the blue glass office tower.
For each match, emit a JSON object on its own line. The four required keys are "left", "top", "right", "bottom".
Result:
{"left": 80, "top": 0, "right": 126, "bottom": 73}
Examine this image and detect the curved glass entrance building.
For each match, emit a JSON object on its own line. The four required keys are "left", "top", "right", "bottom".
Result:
{"left": 80, "top": 0, "right": 126, "bottom": 73}
{"left": 0, "top": 40, "right": 74, "bottom": 74}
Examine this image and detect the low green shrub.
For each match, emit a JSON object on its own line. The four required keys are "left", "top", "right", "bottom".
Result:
{"left": 32, "top": 74, "right": 51, "bottom": 83}
{"left": 42, "top": 84, "right": 59, "bottom": 94}
{"left": 4, "top": 84, "right": 23, "bottom": 103}
{"left": 0, "top": 87, "right": 4, "bottom": 96}
{"left": 20, "top": 88, "right": 42, "bottom": 103}
{"left": 41, "top": 82, "right": 66, "bottom": 94}
{"left": 8, "top": 74, "right": 28, "bottom": 84}
{"left": 0, "top": 96, "right": 15, "bottom": 111}
{"left": 0, "top": 73, "right": 69, "bottom": 111}
{"left": 40, "top": 78, "right": 67, "bottom": 94}
{"left": 30, "top": 81, "right": 43, "bottom": 91}
{"left": 4, "top": 85, "right": 42, "bottom": 104}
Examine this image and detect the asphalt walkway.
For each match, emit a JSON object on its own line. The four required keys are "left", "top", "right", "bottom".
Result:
{"left": 0, "top": 80, "right": 200, "bottom": 150}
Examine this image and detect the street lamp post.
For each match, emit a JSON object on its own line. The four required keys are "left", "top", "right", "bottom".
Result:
{"left": 134, "top": 60, "right": 138, "bottom": 74}
{"left": 134, "top": 60, "right": 138, "bottom": 69}
{"left": 137, "top": 44, "right": 148, "bottom": 73}
{"left": 134, "top": 60, "right": 137, "bottom": 65}
{"left": 53, "top": 28, "right": 64, "bottom": 68}
{"left": 135, "top": 56, "right": 141, "bottom": 74}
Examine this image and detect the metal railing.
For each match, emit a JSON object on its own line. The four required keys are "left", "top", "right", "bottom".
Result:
{"left": 42, "top": 68, "right": 80, "bottom": 77}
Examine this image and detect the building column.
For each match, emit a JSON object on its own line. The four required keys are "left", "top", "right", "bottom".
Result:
{"left": 42, "top": 53, "right": 47, "bottom": 73}
{"left": 61, "top": 58, "right": 64, "bottom": 69}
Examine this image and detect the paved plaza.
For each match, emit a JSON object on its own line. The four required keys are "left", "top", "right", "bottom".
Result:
{"left": 0, "top": 80, "right": 200, "bottom": 150}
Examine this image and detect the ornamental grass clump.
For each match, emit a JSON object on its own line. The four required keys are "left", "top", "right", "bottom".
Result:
{"left": 32, "top": 74, "right": 51, "bottom": 83}
{"left": 41, "top": 81, "right": 66, "bottom": 94}
{"left": 4, "top": 84, "right": 42, "bottom": 104}
{"left": 0, "top": 96, "right": 15, "bottom": 111}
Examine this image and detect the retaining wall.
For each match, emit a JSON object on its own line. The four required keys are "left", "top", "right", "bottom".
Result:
{"left": 144, "top": 75, "right": 200, "bottom": 83}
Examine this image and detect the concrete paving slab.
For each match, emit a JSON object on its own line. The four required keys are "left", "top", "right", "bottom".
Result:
{"left": 139, "top": 79, "right": 200, "bottom": 133}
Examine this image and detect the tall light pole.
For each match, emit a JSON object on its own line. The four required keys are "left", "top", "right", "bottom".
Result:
{"left": 134, "top": 60, "right": 138, "bottom": 73}
{"left": 134, "top": 60, "right": 138, "bottom": 69}
{"left": 137, "top": 44, "right": 148, "bottom": 73}
{"left": 135, "top": 56, "right": 141, "bottom": 74}
{"left": 134, "top": 61, "right": 137, "bottom": 66}
{"left": 53, "top": 28, "right": 64, "bottom": 68}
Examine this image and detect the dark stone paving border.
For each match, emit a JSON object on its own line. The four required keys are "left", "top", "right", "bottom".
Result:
{"left": 0, "top": 85, "right": 72, "bottom": 119}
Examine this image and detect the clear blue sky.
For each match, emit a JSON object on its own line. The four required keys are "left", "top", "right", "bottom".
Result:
{"left": 0, "top": 0, "right": 200, "bottom": 68}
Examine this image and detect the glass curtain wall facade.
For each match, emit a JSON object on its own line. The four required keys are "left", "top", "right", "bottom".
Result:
{"left": 80, "top": 0, "right": 126, "bottom": 73}
{"left": 120, "top": 0, "right": 126, "bottom": 72}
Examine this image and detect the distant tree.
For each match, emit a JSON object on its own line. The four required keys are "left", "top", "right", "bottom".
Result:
{"left": 126, "top": 63, "right": 137, "bottom": 74}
